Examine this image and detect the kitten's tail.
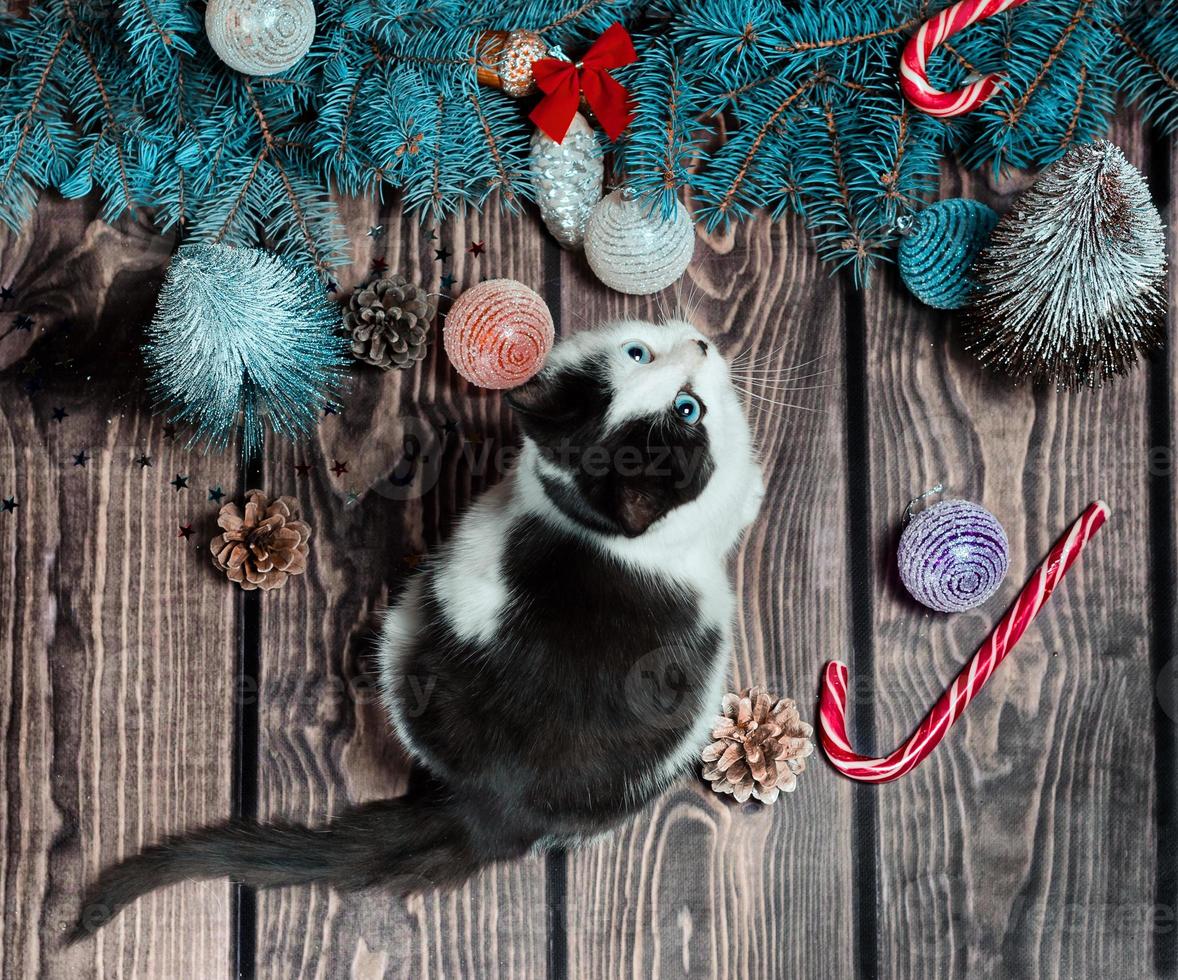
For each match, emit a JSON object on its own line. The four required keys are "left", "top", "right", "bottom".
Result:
{"left": 66, "top": 791, "right": 527, "bottom": 944}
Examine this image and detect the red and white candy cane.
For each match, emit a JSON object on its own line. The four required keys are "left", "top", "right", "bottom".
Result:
{"left": 820, "top": 500, "right": 1109, "bottom": 783}
{"left": 900, "top": 0, "right": 1032, "bottom": 117}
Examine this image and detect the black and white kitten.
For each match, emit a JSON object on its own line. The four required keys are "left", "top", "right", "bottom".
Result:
{"left": 71, "top": 319, "right": 762, "bottom": 938}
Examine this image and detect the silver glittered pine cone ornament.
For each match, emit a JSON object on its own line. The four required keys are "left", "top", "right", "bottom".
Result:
{"left": 529, "top": 112, "right": 603, "bottom": 249}
{"left": 346, "top": 275, "right": 437, "bottom": 370}
{"left": 964, "top": 139, "right": 1167, "bottom": 389}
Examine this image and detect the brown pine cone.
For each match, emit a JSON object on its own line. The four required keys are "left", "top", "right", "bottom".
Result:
{"left": 346, "top": 274, "right": 436, "bottom": 370}
{"left": 210, "top": 490, "right": 312, "bottom": 592}
{"left": 701, "top": 687, "right": 814, "bottom": 805}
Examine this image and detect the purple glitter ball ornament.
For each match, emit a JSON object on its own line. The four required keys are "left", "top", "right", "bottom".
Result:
{"left": 897, "top": 499, "right": 1010, "bottom": 613}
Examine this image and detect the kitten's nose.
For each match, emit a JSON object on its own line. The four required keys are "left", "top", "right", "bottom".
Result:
{"left": 695, "top": 340, "right": 708, "bottom": 355}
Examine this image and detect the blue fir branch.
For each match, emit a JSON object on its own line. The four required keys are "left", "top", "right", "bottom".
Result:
{"left": 117, "top": 0, "right": 199, "bottom": 97}
{"left": 950, "top": 0, "right": 1125, "bottom": 172}
{"left": 616, "top": 38, "right": 710, "bottom": 215}
{"left": 692, "top": 73, "right": 820, "bottom": 228}
{"left": 1111, "top": 0, "right": 1178, "bottom": 135}
{"left": 0, "top": 0, "right": 1175, "bottom": 285}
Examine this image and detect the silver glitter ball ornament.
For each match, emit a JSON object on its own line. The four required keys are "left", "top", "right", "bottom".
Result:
{"left": 529, "top": 113, "right": 603, "bottom": 249}
{"left": 205, "top": 0, "right": 316, "bottom": 76}
{"left": 583, "top": 190, "right": 695, "bottom": 294}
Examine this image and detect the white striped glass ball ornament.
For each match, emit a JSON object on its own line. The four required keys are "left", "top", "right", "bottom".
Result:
{"left": 205, "top": 0, "right": 316, "bottom": 76}
{"left": 583, "top": 190, "right": 695, "bottom": 294}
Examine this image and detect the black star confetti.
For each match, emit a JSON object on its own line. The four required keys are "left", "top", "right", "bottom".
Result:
{"left": 434, "top": 246, "right": 452, "bottom": 262}
{"left": 372, "top": 256, "right": 389, "bottom": 274}
{"left": 326, "top": 279, "right": 340, "bottom": 294}
{"left": 135, "top": 454, "right": 152, "bottom": 468}
{"left": 330, "top": 459, "right": 349, "bottom": 476}
{"left": 171, "top": 474, "right": 189, "bottom": 491}
{"left": 440, "top": 273, "right": 456, "bottom": 290}
{"left": 2, "top": 497, "right": 17, "bottom": 513}
{"left": 51, "top": 407, "right": 68, "bottom": 423}
{"left": 368, "top": 225, "right": 385, "bottom": 239}
{"left": 468, "top": 241, "right": 485, "bottom": 256}
{"left": 178, "top": 523, "right": 194, "bottom": 540}
{"left": 73, "top": 450, "right": 89, "bottom": 466}
{"left": 162, "top": 424, "right": 177, "bottom": 440}
{"left": 323, "top": 404, "right": 340, "bottom": 416}
{"left": 208, "top": 486, "right": 225, "bottom": 502}
{"left": 295, "top": 462, "right": 313, "bottom": 477}
{"left": 426, "top": 229, "right": 437, "bottom": 242}
{"left": 0, "top": 286, "right": 13, "bottom": 301}
{"left": 14, "top": 314, "right": 33, "bottom": 331}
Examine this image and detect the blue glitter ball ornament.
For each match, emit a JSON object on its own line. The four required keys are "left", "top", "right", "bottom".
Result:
{"left": 898, "top": 199, "right": 998, "bottom": 310}
{"left": 143, "top": 244, "right": 350, "bottom": 458}
{"left": 897, "top": 498, "right": 1009, "bottom": 613}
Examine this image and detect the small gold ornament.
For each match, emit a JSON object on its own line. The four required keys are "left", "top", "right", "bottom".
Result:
{"left": 476, "top": 29, "right": 551, "bottom": 98}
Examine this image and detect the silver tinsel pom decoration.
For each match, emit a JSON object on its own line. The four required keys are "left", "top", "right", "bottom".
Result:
{"left": 965, "top": 140, "right": 1167, "bottom": 389}
{"left": 529, "top": 113, "right": 603, "bottom": 249}
{"left": 205, "top": 0, "right": 316, "bottom": 76}
{"left": 143, "top": 244, "right": 349, "bottom": 457}
{"left": 583, "top": 190, "right": 695, "bottom": 294}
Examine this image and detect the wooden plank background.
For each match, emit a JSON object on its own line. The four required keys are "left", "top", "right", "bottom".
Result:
{"left": 1, "top": 134, "right": 1175, "bottom": 979}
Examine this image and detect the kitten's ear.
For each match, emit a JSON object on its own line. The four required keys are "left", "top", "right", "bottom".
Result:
{"left": 614, "top": 482, "right": 669, "bottom": 537}
{"left": 503, "top": 376, "right": 554, "bottom": 419}
{"left": 505, "top": 364, "right": 604, "bottom": 445}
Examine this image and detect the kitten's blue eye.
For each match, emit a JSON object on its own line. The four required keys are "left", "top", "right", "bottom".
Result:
{"left": 673, "top": 391, "right": 702, "bottom": 425}
{"left": 622, "top": 341, "right": 652, "bottom": 364}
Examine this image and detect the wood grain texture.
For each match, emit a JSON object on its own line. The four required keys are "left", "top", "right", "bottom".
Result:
{"left": 860, "top": 123, "right": 1159, "bottom": 979}
{"left": 1158, "top": 133, "right": 1178, "bottom": 980}
{"left": 557, "top": 216, "right": 858, "bottom": 980}
{"left": 253, "top": 198, "right": 550, "bottom": 980}
{"left": 0, "top": 203, "right": 236, "bottom": 978}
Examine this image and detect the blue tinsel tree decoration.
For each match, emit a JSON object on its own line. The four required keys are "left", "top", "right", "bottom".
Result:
{"left": 142, "top": 244, "right": 350, "bottom": 457}
{"left": 0, "top": 0, "right": 1176, "bottom": 284}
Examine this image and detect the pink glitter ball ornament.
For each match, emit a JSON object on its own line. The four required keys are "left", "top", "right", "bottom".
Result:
{"left": 443, "top": 279, "right": 555, "bottom": 389}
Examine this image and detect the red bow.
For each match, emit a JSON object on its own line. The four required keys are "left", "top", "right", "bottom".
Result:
{"left": 529, "top": 23, "right": 637, "bottom": 144}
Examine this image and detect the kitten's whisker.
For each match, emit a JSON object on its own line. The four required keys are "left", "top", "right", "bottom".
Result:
{"left": 729, "top": 367, "right": 836, "bottom": 382}
{"left": 734, "top": 342, "right": 793, "bottom": 366}
{"left": 734, "top": 382, "right": 837, "bottom": 394}
{"left": 733, "top": 387, "right": 826, "bottom": 414}
{"left": 683, "top": 279, "right": 703, "bottom": 324}
{"left": 730, "top": 374, "right": 837, "bottom": 391}
{"left": 655, "top": 289, "right": 671, "bottom": 324}
{"left": 734, "top": 350, "right": 827, "bottom": 372}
